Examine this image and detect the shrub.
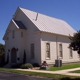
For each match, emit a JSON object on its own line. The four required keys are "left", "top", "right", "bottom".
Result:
{"left": 20, "top": 63, "right": 33, "bottom": 69}
{"left": 32, "top": 63, "right": 40, "bottom": 67}
{"left": 11, "top": 63, "right": 22, "bottom": 68}
{"left": 23, "top": 50, "right": 26, "bottom": 64}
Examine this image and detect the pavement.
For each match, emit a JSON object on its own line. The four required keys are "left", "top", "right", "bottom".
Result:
{"left": 15, "top": 68, "right": 80, "bottom": 77}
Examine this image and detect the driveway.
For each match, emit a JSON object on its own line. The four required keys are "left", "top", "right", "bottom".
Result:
{"left": 0, "top": 71, "right": 52, "bottom": 80}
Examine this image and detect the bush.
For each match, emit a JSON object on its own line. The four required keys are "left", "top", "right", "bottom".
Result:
{"left": 20, "top": 63, "right": 33, "bottom": 69}
{"left": 11, "top": 63, "right": 22, "bottom": 68}
{"left": 0, "top": 58, "right": 5, "bottom": 67}
{"left": 32, "top": 63, "right": 40, "bottom": 67}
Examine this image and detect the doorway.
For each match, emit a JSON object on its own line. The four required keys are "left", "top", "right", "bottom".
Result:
{"left": 11, "top": 48, "right": 17, "bottom": 63}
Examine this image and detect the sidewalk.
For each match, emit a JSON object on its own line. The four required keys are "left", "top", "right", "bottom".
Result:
{"left": 15, "top": 67, "right": 80, "bottom": 77}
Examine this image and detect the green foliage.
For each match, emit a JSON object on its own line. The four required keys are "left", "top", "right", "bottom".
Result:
{"left": 23, "top": 50, "right": 26, "bottom": 64}
{"left": 0, "top": 43, "right": 5, "bottom": 57}
{"left": 49, "top": 63, "right": 80, "bottom": 71}
{"left": 71, "top": 70, "right": 80, "bottom": 73}
{"left": 20, "top": 63, "right": 33, "bottom": 69}
{"left": 0, "top": 43, "right": 5, "bottom": 53}
{"left": 69, "top": 30, "right": 80, "bottom": 54}
{"left": 32, "top": 63, "right": 40, "bottom": 67}
{"left": 6, "top": 53, "right": 9, "bottom": 64}
{"left": 11, "top": 63, "right": 22, "bottom": 68}
{"left": 0, "top": 43, "right": 5, "bottom": 66}
{"left": 0, "top": 68, "right": 80, "bottom": 79}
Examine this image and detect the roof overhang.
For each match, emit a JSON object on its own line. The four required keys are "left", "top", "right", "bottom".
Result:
{"left": 34, "top": 31, "right": 75, "bottom": 37}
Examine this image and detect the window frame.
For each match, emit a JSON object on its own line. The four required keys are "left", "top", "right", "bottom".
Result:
{"left": 59, "top": 44, "right": 63, "bottom": 58}
{"left": 21, "top": 32, "right": 23, "bottom": 37}
{"left": 46, "top": 43, "right": 50, "bottom": 59}
{"left": 69, "top": 48, "right": 73, "bottom": 59}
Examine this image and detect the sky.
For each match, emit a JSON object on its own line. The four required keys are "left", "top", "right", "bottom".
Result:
{"left": 0, "top": 0, "right": 80, "bottom": 44}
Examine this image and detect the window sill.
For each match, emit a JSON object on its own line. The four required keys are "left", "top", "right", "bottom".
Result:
{"left": 46, "top": 57, "right": 50, "bottom": 60}
{"left": 59, "top": 57, "right": 63, "bottom": 59}
{"left": 69, "top": 57, "right": 73, "bottom": 59}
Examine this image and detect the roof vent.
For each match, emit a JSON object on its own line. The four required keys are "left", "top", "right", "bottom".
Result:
{"left": 35, "top": 13, "right": 38, "bottom": 21}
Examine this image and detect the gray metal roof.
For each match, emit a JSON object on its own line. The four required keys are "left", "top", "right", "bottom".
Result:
{"left": 19, "top": 7, "right": 76, "bottom": 36}
{"left": 13, "top": 19, "right": 27, "bottom": 30}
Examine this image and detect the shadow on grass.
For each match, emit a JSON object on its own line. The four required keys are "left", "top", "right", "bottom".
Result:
{"left": 60, "top": 77, "right": 80, "bottom": 80}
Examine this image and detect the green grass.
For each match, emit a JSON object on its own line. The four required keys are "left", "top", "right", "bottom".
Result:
{"left": 0, "top": 68, "right": 68, "bottom": 78}
{"left": 0, "top": 63, "right": 80, "bottom": 80}
{"left": 0, "top": 68, "right": 80, "bottom": 80}
{"left": 71, "top": 70, "right": 80, "bottom": 73}
{"left": 49, "top": 63, "right": 80, "bottom": 71}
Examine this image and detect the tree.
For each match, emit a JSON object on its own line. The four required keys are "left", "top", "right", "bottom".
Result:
{"left": 69, "top": 30, "right": 80, "bottom": 54}
{"left": 0, "top": 43, "right": 5, "bottom": 66}
{"left": 0, "top": 43, "right": 5, "bottom": 56}
{"left": 23, "top": 50, "right": 26, "bottom": 64}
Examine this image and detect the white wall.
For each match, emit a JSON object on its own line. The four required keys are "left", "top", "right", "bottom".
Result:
{"left": 41, "top": 32, "right": 79, "bottom": 64}
{"left": 5, "top": 9, "right": 41, "bottom": 64}
{"left": 5, "top": 22, "right": 27, "bottom": 63}
{"left": 14, "top": 9, "right": 41, "bottom": 64}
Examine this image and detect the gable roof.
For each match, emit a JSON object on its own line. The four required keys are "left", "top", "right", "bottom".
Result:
{"left": 19, "top": 7, "right": 76, "bottom": 36}
{"left": 3, "top": 19, "right": 27, "bottom": 40}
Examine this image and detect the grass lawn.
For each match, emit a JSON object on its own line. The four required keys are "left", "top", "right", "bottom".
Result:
{"left": 0, "top": 68, "right": 80, "bottom": 80}
{"left": 49, "top": 63, "right": 80, "bottom": 71}
{"left": 70, "top": 70, "right": 80, "bottom": 73}
{"left": 0, "top": 63, "right": 80, "bottom": 80}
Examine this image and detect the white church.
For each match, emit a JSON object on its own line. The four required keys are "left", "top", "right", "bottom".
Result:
{"left": 3, "top": 7, "right": 79, "bottom": 65}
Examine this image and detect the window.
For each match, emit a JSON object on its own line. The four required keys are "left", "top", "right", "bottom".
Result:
{"left": 12, "top": 30, "right": 15, "bottom": 38}
{"left": 31, "top": 44, "right": 35, "bottom": 59}
{"left": 59, "top": 44, "right": 63, "bottom": 58}
{"left": 70, "top": 48, "right": 73, "bottom": 58}
{"left": 46, "top": 43, "right": 50, "bottom": 59}
{"left": 21, "top": 32, "right": 23, "bottom": 37}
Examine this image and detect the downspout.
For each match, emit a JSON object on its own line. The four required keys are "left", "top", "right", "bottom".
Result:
{"left": 56, "top": 36, "right": 58, "bottom": 60}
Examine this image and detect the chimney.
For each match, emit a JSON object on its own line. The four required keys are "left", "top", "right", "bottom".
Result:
{"left": 35, "top": 13, "right": 38, "bottom": 21}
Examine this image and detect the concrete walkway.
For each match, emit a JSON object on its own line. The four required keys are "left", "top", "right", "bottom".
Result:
{"left": 15, "top": 67, "right": 80, "bottom": 77}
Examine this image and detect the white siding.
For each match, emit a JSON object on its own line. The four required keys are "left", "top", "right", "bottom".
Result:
{"left": 41, "top": 32, "right": 79, "bottom": 64}
{"left": 14, "top": 10, "right": 41, "bottom": 64}
{"left": 5, "top": 22, "right": 27, "bottom": 63}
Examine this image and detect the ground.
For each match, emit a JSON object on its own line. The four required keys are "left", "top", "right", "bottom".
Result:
{"left": 0, "top": 71, "right": 52, "bottom": 80}
{"left": 16, "top": 68, "right": 80, "bottom": 77}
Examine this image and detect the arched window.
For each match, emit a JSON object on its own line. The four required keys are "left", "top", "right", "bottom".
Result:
{"left": 46, "top": 43, "right": 50, "bottom": 59}
{"left": 70, "top": 48, "right": 73, "bottom": 58}
{"left": 59, "top": 44, "right": 63, "bottom": 58}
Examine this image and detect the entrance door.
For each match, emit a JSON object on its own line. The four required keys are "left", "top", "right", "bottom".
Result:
{"left": 11, "top": 48, "right": 17, "bottom": 63}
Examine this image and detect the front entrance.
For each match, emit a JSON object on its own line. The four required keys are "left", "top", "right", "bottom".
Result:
{"left": 11, "top": 48, "right": 17, "bottom": 63}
